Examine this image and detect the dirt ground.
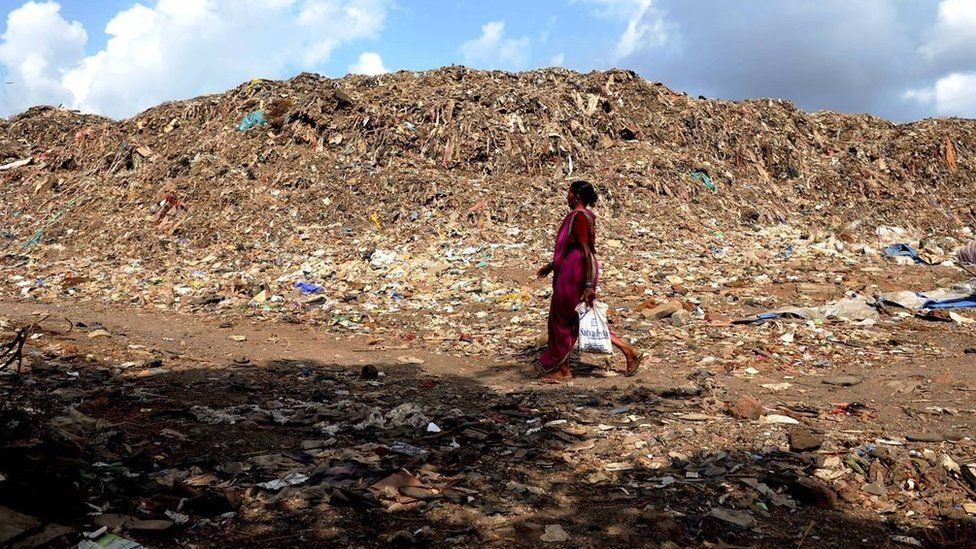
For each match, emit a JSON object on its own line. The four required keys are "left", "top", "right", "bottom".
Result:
{"left": 2, "top": 258, "right": 976, "bottom": 548}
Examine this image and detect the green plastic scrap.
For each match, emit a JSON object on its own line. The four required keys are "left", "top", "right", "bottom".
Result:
{"left": 78, "top": 533, "right": 145, "bottom": 549}
{"left": 844, "top": 454, "right": 867, "bottom": 476}
{"left": 21, "top": 199, "right": 76, "bottom": 249}
{"left": 691, "top": 171, "right": 717, "bottom": 192}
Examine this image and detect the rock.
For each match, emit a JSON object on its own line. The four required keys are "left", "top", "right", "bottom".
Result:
{"left": 0, "top": 506, "right": 40, "bottom": 545}
{"left": 708, "top": 507, "right": 755, "bottom": 529}
{"left": 93, "top": 514, "right": 129, "bottom": 529}
{"left": 11, "top": 523, "right": 74, "bottom": 547}
{"left": 87, "top": 329, "right": 111, "bottom": 339}
{"left": 671, "top": 309, "right": 693, "bottom": 327}
{"left": 644, "top": 300, "right": 682, "bottom": 320}
{"left": 361, "top": 364, "right": 379, "bottom": 380}
{"left": 334, "top": 88, "right": 354, "bottom": 108}
{"left": 729, "top": 395, "right": 763, "bottom": 420}
{"left": 861, "top": 482, "right": 887, "bottom": 496}
{"left": 761, "top": 414, "right": 800, "bottom": 425}
{"left": 788, "top": 428, "right": 823, "bottom": 452}
{"left": 387, "top": 530, "right": 415, "bottom": 545}
{"left": 540, "top": 524, "right": 570, "bottom": 543}
{"left": 396, "top": 355, "right": 425, "bottom": 365}
{"left": 822, "top": 375, "right": 863, "bottom": 386}
{"left": 905, "top": 431, "right": 965, "bottom": 442}
{"left": 788, "top": 477, "right": 838, "bottom": 509}
{"left": 639, "top": 509, "right": 685, "bottom": 538}
{"left": 191, "top": 294, "right": 222, "bottom": 306}
{"left": 942, "top": 454, "right": 961, "bottom": 474}
{"left": 93, "top": 515, "right": 173, "bottom": 531}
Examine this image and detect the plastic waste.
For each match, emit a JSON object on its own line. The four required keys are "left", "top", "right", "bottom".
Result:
{"left": 957, "top": 241, "right": 976, "bottom": 265}
{"left": 294, "top": 281, "right": 323, "bottom": 294}
{"left": 576, "top": 301, "right": 612, "bottom": 354}
{"left": 691, "top": 170, "right": 717, "bottom": 191}
{"left": 883, "top": 243, "right": 922, "bottom": 264}
{"left": 78, "top": 533, "right": 145, "bottom": 549}
{"left": 237, "top": 111, "right": 266, "bottom": 131}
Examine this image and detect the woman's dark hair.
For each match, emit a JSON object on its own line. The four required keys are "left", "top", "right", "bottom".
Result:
{"left": 571, "top": 180, "right": 598, "bottom": 206}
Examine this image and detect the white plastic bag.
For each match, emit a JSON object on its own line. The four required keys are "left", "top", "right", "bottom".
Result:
{"left": 576, "top": 301, "right": 613, "bottom": 355}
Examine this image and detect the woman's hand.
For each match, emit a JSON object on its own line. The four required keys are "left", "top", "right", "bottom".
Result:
{"left": 582, "top": 287, "right": 596, "bottom": 307}
{"left": 536, "top": 263, "right": 554, "bottom": 279}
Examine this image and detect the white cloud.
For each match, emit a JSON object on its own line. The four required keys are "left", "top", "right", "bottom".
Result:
{"left": 0, "top": 2, "right": 85, "bottom": 109}
{"left": 348, "top": 51, "right": 387, "bottom": 75}
{"left": 460, "top": 21, "right": 531, "bottom": 70}
{"left": 0, "top": 0, "right": 391, "bottom": 118}
{"left": 906, "top": 71, "right": 976, "bottom": 116}
{"left": 920, "top": 0, "right": 976, "bottom": 68}
{"left": 906, "top": 0, "right": 976, "bottom": 117}
{"left": 612, "top": 0, "right": 670, "bottom": 59}
{"left": 549, "top": 53, "right": 565, "bottom": 67}
{"left": 590, "top": 0, "right": 948, "bottom": 120}
{"left": 578, "top": 0, "right": 672, "bottom": 60}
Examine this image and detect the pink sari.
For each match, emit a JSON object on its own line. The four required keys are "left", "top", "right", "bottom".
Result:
{"left": 539, "top": 208, "right": 599, "bottom": 369}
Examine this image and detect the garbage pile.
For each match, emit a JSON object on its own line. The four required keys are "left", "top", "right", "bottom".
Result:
{"left": 1, "top": 67, "right": 975, "bottom": 356}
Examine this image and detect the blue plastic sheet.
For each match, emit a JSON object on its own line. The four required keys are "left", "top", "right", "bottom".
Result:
{"left": 883, "top": 243, "right": 921, "bottom": 264}
{"left": 922, "top": 296, "right": 976, "bottom": 309}
{"left": 237, "top": 111, "right": 266, "bottom": 131}
{"left": 731, "top": 312, "right": 788, "bottom": 325}
{"left": 294, "top": 281, "right": 323, "bottom": 294}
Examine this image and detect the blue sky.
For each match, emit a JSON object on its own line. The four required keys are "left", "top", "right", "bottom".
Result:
{"left": 0, "top": 0, "right": 974, "bottom": 120}
{"left": 14, "top": 0, "right": 611, "bottom": 73}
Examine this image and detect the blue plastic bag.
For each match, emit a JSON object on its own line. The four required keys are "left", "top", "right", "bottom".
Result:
{"left": 883, "top": 243, "right": 921, "bottom": 263}
{"left": 238, "top": 111, "right": 266, "bottom": 131}
{"left": 294, "top": 281, "right": 323, "bottom": 294}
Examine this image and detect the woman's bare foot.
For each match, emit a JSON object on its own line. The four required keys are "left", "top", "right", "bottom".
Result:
{"left": 542, "top": 363, "right": 573, "bottom": 382}
{"left": 624, "top": 351, "right": 644, "bottom": 377}
{"left": 610, "top": 333, "right": 643, "bottom": 377}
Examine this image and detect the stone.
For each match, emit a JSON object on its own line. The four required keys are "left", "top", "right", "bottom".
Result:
{"left": 905, "top": 431, "right": 965, "bottom": 442}
{"left": 0, "top": 506, "right": 40, "bottom": 545}
{"left": 762, "top": 414, "right": 800, "bottom": 425}
{"left": 671, "top": 309, "right": 693, "bottom": 327}
{"left": 789, "top": 428, "right": 823, "bottom": 452}
{"left": 708, "top": 507, "right": 755, "bottom": 529}
{"left": 644, "top": 300, "right": 682, "bottom": 320}
{"left": 788, "top": 477, "right": 838, "bottom": 509}
{"left": 540, "top": 525, "right": 570, "bottom": 543}
{"left": 729, "top": 395, "right": 763, "bottom": 420}
{"left": 822, "top": 375, "right": 863, "bottom": 386}
{"left": 861, "top": 482, "right": 887, "bottom": 496}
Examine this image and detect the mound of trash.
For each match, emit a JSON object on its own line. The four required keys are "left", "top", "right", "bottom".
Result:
{"left": 0, "top": 66, "right": 974, "bottom": 338}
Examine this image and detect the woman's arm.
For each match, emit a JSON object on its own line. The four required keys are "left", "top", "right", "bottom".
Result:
{"left": 571, "top": 213, "right": 597, "bottom": 305}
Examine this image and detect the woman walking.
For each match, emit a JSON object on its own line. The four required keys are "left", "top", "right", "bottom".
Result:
{"left": 536, "top": 180, "right": 643, "bottom": 381}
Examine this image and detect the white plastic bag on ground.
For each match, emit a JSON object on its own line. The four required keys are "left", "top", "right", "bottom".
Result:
{"left": 576, "top": 301, "right": 613, "bottom": 355}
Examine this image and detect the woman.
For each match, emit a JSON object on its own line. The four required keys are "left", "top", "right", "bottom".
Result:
{"left": 536, "top": 180, "right": 643, "bottom": 381}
